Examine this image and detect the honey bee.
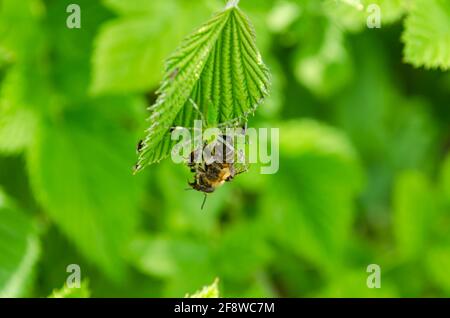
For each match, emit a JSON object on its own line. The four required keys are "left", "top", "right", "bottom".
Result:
{"left": 188, "top": 161, "right": 236, "bottom": 193}
{"left": 187, "top": 134, "right": 247, "bottom": 209}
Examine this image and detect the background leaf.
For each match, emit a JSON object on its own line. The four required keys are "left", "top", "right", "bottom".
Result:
{"left": 260, "top": 120, "right": 364, "bottom": 274}
{"left": 92, "top": 0, "right": 218, "bottom": 94}
{"left": 402, "top": 0, "right": 450, "bottom": 70}
{"left": 393, "top": 171, "right": 438, "bottom": 261}
{"left": 293, "top": 21, "right": 353, "bottom": 98}
{"left": 27, "top": 104, "right": 142, "bottom": 280}
{"left": 0, "top": 107, "right": 36, "bottom": 155}
{"left": 0, "top": 190, "right": 40, "bottom": 297}
{"left": 49, "top": 280, "right": 90, "bottom": 298}
{"left": 186, "top": 278, "right": 219, "bottom": 298}
{"left": 128, "top": 234, "right": 215, "bottom": 296}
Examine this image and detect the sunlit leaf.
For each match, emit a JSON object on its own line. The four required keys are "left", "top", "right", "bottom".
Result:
{"left": 186, "top": 278, "right": 219, "bottom": 298}
{"left": 0, "top": 107, "right": 36, "bottom": 155}
{"left": 402, "top": 0, "right": 450, "bottom": 70}
{"left": 49, "top": 280, "right": 90, "bottom": 298}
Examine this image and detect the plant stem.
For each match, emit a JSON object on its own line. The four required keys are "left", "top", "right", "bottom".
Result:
{"left": 226, "top": 0, "right": 240, "bottom": 9}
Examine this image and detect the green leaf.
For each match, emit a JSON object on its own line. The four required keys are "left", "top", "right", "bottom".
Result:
{"left": 0, "top": 63, "right": 39, "bottom": 154}
{"left": 49, "top": 280, "right": 90, "bottom": 298}
{"left": 92, "top": 0, "right": 218, "bottom": 94}
{"left": 127, "top": 234, "right": 215, "bottom": 296}
{"left": 266, "top": 1, "right": 300, "bottom": 34}
{"left": 0, "top": 106, "right": 36, "bottom": 155}
{"left": 186, "top": 278, "right": 219, "bottom": 298}
{"left": 393, "top": 171, "right": 438, "bottom": 260}
{"left": 0, "top": 190, "right": 40, "bottom": 297}
{"left": 260, "top": 120, "right": 363, "bottom": 274}
{"left": 45, "top": 0, "right": 112, "bottom": 101}
{"left": 402, "top": 0, "right": 450, "bottom": 70}
{"left": 213, "top": 222, "right": 272, "bottom": 281}
{"left": 136, "top": 4, "right": 270, "bottom": 169}
{"left": 27, "top": 106, "right": 142, "bottom": 280}
{"left": 91, "top": 17, "right": 175, "bottom": 94}
{"left": 0, "top": 0, "right": 45, "bottom": 59}
{"left": 426, "top": 246, "right": 450, "bottom": 293}
{"left": 128, "top": 235, "right": 211, "bottom": 278}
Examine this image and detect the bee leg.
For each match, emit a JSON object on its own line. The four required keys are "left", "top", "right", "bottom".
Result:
{"left": 201, "top": 193, "right": 208, "bottom": 210}
{"left": 225, "top": 165, "right": 236, "bottom": 182}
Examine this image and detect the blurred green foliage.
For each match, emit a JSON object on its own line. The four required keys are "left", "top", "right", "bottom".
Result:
{"left": 0, "top": 0, "right": 449, "bottom": 297}
{"left": 49, "top": 280, "right": 90, "bottom": 298}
